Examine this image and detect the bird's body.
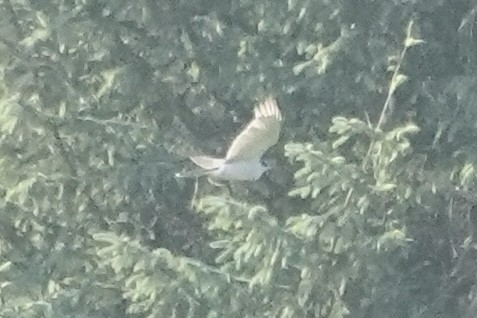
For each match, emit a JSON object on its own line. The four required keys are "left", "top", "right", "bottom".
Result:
{"left": 189, "top": 156, "right": 267, "bottom": 181}
{"left": 178, "top": 98, "right": 282, "bottom": 181}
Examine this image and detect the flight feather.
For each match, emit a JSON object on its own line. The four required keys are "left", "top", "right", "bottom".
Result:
{"left": 225, "top": 98, "right": 282, "bottom": 162}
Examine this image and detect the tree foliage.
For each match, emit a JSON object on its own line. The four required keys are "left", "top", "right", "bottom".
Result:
{"left": 1, "top": 0, "right": 477, "bottom": 317}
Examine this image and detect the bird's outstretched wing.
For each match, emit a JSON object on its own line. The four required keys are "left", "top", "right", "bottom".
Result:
{"left": 225, "top": 98, "right": 282, "bottom": 162}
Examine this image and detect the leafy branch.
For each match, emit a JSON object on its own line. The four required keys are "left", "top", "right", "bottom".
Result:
{"left": 376, "top": 20, "right": 425, "bottom": 130}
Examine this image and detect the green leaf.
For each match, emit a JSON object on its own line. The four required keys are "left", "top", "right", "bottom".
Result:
{"left": 460, "top": 163, "right": 475, "bottom": 187}
{"left": 332, "top": 135, "right": 351, "bottom": 149}
{"left": 209, "top": 240, "right": 230, "bottom": 249}
{"left": 390, "top": 74, "right": 408, "bottom": 94}
{"left": 405, "top": 37, "right": 425, "bottom": 48}
{"left": 187, "top": 61, "right": 200, "bottom": 82}
{"left": 20, "top": 29, "right": 50, "bottom": 48}
{"left": 5, "top": 178, "right": 36, "bottom": 205}
{"left": 0, "top": 262, "right": 12, "bottom": 273}
{"left": 372, "top": 182, "right": 396, "bottom": 192}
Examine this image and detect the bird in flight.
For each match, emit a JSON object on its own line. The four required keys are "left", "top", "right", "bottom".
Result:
{"left": 178, "top": 98, "right": 283, "bottom": 181}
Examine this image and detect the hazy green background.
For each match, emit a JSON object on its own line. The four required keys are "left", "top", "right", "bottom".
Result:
{"left": 1, "top": 0, "right": 477, "bottom": 317}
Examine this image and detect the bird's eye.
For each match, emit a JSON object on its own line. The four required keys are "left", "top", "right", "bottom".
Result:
{"left": 260, "top": 159, "right": 268, "bottom": 167}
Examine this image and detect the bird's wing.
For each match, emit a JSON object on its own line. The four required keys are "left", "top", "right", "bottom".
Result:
{"left": 225, "top": 98, "right": 282, "bottom": 162}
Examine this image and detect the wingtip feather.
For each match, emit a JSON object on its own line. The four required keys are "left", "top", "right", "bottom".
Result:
{"left": 255, "top": 97, "right": 282, "bottom": 121}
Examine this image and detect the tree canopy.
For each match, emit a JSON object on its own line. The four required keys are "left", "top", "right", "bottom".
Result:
{"left": 1, "top": 0, "right": 477, "bottom": 317}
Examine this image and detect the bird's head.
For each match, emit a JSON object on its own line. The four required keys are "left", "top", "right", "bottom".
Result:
{"left": 260, "top": 158, "right": 277, "bottom": 171}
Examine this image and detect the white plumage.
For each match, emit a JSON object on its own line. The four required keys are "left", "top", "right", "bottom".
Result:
{"left": 182, "top": 98, "right": 282, "bottom": 181}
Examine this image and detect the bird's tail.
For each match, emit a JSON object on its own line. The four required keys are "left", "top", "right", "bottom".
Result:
{"left": 189, "top": 156, "right": 224, "bottom": 170}
{"left": 175, "top": 156, "right": 223, "bottom": 178}
{"left": 175, "top": 168, "right": 211, "bottom": 178}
